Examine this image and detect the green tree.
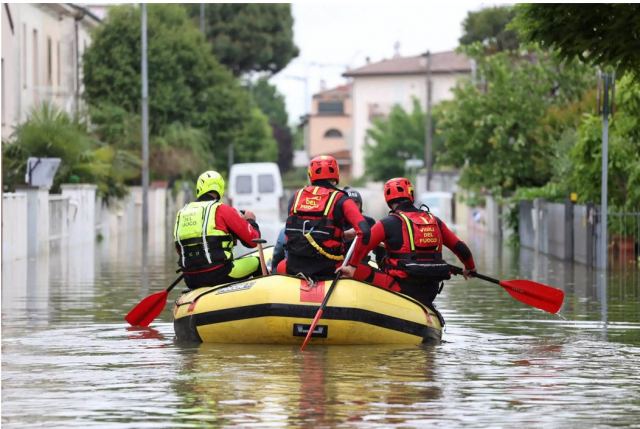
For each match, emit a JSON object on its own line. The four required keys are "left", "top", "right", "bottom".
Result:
{"left": 251, "top": 78, "right": 288, "bottom": 128}
{"left": 149, "top": 123, "right": 215, "bottom": 182}
{"left": 437, "top": 47, "right": 593, "bottom": 196}
{"left": 364, "top": 98, "right": 448, "bottom": 181}
{"left": 513, "top": 4, "right": 640, "bottom": 75}
{"left": 364, "top": 99, "right": 425, "bottom": 181}
{"left": 250, "top": 77, "right": 293, "bottom": 171}
{"left": 83, "top": 4, "right": 272, "bottom": 173}
{"left": 234, "top": 107, "right": 278, "bottom": 164}
{"left": 569, "top": 74, "right": 640, "bottom": 208}
{"left": 186, "top": 3, "right": 299, "bottom": 76}
{"left": 459, "top": 6, "right": 519, "bottom": 53}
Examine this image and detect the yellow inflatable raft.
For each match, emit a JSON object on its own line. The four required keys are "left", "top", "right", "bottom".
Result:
{"left": 173, "top": 274, "right": 443, "bottom": 345}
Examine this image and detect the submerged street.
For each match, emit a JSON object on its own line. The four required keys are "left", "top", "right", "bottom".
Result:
{"left": 2, "top": 226, "right": 638, "bottom": 428}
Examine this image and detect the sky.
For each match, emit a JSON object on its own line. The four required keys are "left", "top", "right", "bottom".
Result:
{"left": 270, "top": 0, "right": 502, "bottom": 124}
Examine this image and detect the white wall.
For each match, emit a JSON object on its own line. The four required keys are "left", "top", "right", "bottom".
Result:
{"left": 350, "top": 72, "right": 469, "bottom": 178}
{"left": 2, "top": 193, "right": 28, "bottom": 261}
{"left": 1, "top": 4, "right": 97, "bottom": 140}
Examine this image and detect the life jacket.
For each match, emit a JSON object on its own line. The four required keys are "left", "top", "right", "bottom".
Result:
{"left": 285, "top": 186, "right": 344, "bottom": 275}
{"left": 384, "top": 210, "right": 451, "bottom": 281}
{"left": 173, "top": 201, "right": 234, "bottom": 272}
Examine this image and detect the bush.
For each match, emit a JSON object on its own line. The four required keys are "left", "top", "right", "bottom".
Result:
{"left": 2, "top": 103, "right": 138, "bottom": 198}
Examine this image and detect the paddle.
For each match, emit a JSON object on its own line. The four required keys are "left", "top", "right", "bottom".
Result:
{"left": 252, "top": 238, "right": 269, "bottom": 275}
{"left": 300, "top": 237, "right": 359, "bottom": 351}
{"left": 449, "top": 265, "right": 564, "bottom": 314}
{"left": 125, "top": 274, "right": 184, "bottom": 327}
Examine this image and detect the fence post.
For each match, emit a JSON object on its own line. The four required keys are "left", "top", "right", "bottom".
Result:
{"left": 2, "top": 193, "right": 28, "bottom": 261}
{"left": 15, "top": 186, "right": 50, "bottom": 258}
{"left": 565, "top": 199, "right": 574, "bottom": 261}
{"left": 61, "top": 184, "right": 97, "bottom": 247}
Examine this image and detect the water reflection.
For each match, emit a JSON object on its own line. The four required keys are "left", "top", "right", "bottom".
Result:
{"left": 170, "top": 344, "right": 443, "bottom": 427}
{"left": 2, "top": 229, "right": 639, "bottom": 428}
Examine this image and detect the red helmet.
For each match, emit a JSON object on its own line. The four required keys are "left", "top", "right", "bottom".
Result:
{"left": 384, "top": 177, "right": 414, "bottom": 203}
{"left": 308, "top": 155, "right": 340, "bottom": 183}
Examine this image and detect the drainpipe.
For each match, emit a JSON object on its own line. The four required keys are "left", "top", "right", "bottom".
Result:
{"left": 74, "top": 10, "right": 85, "bottom": 119}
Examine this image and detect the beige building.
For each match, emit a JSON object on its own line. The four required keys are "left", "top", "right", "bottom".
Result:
{"left": 305, "top": 83, "right": 353, "bottom": 180}
{"left": 1, "top": 3, "right": 100, "bottom": 140}
{"left": 343, "top": 51, "right": 473, "bottom": 178}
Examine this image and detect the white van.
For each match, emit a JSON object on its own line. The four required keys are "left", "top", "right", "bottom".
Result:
{"left": 415, "top": 191, "right": 454, "bottom": 225}
{"left": 227, "top": 162, "right": 283, "bottom": 224}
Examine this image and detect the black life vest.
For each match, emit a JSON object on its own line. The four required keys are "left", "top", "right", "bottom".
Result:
{"left": 285, "top": 186, "right": 344, "bottom": 275}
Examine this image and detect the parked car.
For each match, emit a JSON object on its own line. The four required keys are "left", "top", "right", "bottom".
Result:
{"left": 227, "top": 162, "right": 283, "bottom": 223}
{"left": 414, "top": 191, "right": 454, "bottom": 225}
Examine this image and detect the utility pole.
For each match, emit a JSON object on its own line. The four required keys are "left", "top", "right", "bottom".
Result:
{"left": 141, "top": 3, "right": 149, "bottom": 288}
{"left": 598, "top": 72, "right": 613, "bottom": 271}
{"left": 199, "top": 3, "right": 205, "bottom": 34}
{"left": 423, "top": 50, "right": 433, "bottom": 191}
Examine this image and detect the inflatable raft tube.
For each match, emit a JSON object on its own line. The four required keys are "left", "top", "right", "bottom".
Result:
{"left": 173, "top": 274, "right": 443, "bottom": 345}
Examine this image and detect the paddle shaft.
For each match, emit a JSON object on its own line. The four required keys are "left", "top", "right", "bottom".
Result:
{"left": 300, "top": 237, "right": 359, "bottom": 351}
{"left": 449, "top": 265, "right": 498, "bottom": 284}
{"left": 258, "top": 245, "right": 268, "bottom": 275}
{"left": 166, "top": 274, "right": 185, "bottom": 292}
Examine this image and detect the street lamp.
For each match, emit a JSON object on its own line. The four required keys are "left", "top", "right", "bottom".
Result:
{"left": 421, "top": 50, "right": 433, "bottom": 191}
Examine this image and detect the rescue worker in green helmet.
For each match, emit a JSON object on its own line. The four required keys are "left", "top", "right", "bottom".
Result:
{"left": 174, "top": 171, "right": 262, "bottom": 289}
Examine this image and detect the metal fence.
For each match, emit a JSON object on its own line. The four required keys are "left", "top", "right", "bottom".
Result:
{"left": 519, "top": 200, "right": 639, "bottom": 270}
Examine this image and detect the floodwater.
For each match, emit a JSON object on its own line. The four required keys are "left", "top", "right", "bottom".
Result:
{"left": 2, "top": 226, "right": 639, "bottom": 428}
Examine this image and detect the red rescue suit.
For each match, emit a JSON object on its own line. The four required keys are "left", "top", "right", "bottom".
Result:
{"left": 350, "top": 204, "right": 475, "bottom": 304}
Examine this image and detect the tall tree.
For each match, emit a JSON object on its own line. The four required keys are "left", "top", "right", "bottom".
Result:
{"left": 187, "top": 4, "right": 299, "bottom": 76}
{"left": 83, "top": 4, "right": 272, "bottom": 172}
{"left": 250, "top": 78, "right": 293, "bottom": 172}
{"left": 569, "top": 75, "right": 640, "bottom": 208}
{"left": 437, "top": 48, "right": 593, "bottom": 196}
{"left": 513, "top": 4, "right": 640, "bottom": 74}
{"left": 364, "top": 99, "right": 445, "bottom": 181}
{"left": 459, "top": 6, "right": 519, "bottom": 53}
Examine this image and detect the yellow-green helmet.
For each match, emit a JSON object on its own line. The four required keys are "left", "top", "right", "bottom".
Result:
{"left": 196, "top": 170, "right": 225, "bottom": 199}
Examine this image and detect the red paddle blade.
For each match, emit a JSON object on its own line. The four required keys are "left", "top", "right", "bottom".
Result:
{"left": 124, "top": 290, "right": 169, "bottom": 327}
{"left": 300, "top": 308, "right": 324, "bottom": 351}
{"left": 499, "top": 279, "right": 564, "bottom": 314}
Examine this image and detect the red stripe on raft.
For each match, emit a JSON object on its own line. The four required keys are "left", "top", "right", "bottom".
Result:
{"left": 299, "top": 280, "right": 326, "bottom": 303}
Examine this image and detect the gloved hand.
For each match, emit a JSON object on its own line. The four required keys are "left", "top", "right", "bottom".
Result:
{"left": 343, "top": 228, "right": 356, "bottom": 240}
{"left": 462, "top": 268, "right": 476, "bottom": 280}
{"left": 241, "top": 210, "right": 256, "bottom": 221}
{"left": 336, "top": 265, "right": 356, "bottom": 278}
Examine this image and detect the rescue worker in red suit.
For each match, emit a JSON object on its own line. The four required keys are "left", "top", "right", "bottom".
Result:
{"left": 277, "top": 155, "right": 371, "bottom": 279}
{"left": 339, "top": 177, "right": 476, "bottom": 306}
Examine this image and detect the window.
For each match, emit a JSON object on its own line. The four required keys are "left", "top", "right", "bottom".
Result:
{"left": 47, "top": 36, "right": 52, "bottom": 85}
{"left": 22, "top": 24, "right": 26, "bottom": 88}
{"left": 56, "top": 41, "right": 61, "bottom": 86}
{"left": 2, "top": 59, "right": 5, "bottom": 125}
{"left": 32, "top": 29, "right": 38, "bottom": 90}
{"left": 318, "top": 101, "right": 344, "bottom": 115}
{"left": 324, "top": 129, "right": 343, "bottom": 139}
{"left": 258, "top": 174, "right": 275, "bottom": 193}
{"left": 235, "top": 175, "right": 252, "bottom": 194}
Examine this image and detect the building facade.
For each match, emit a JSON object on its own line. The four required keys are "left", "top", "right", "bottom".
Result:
{"left": 1, "top": 3, "right": 100, "bottom": 140}
{"left": 343, "top": 50, "right": 472, "bottom": 178}
{"left": 305, "top": 84, "right": 353, "bottom": 180}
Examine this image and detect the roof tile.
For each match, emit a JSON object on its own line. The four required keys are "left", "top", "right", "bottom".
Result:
{"left": 344, "top": 50, "right": 470, "bottom": 77}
